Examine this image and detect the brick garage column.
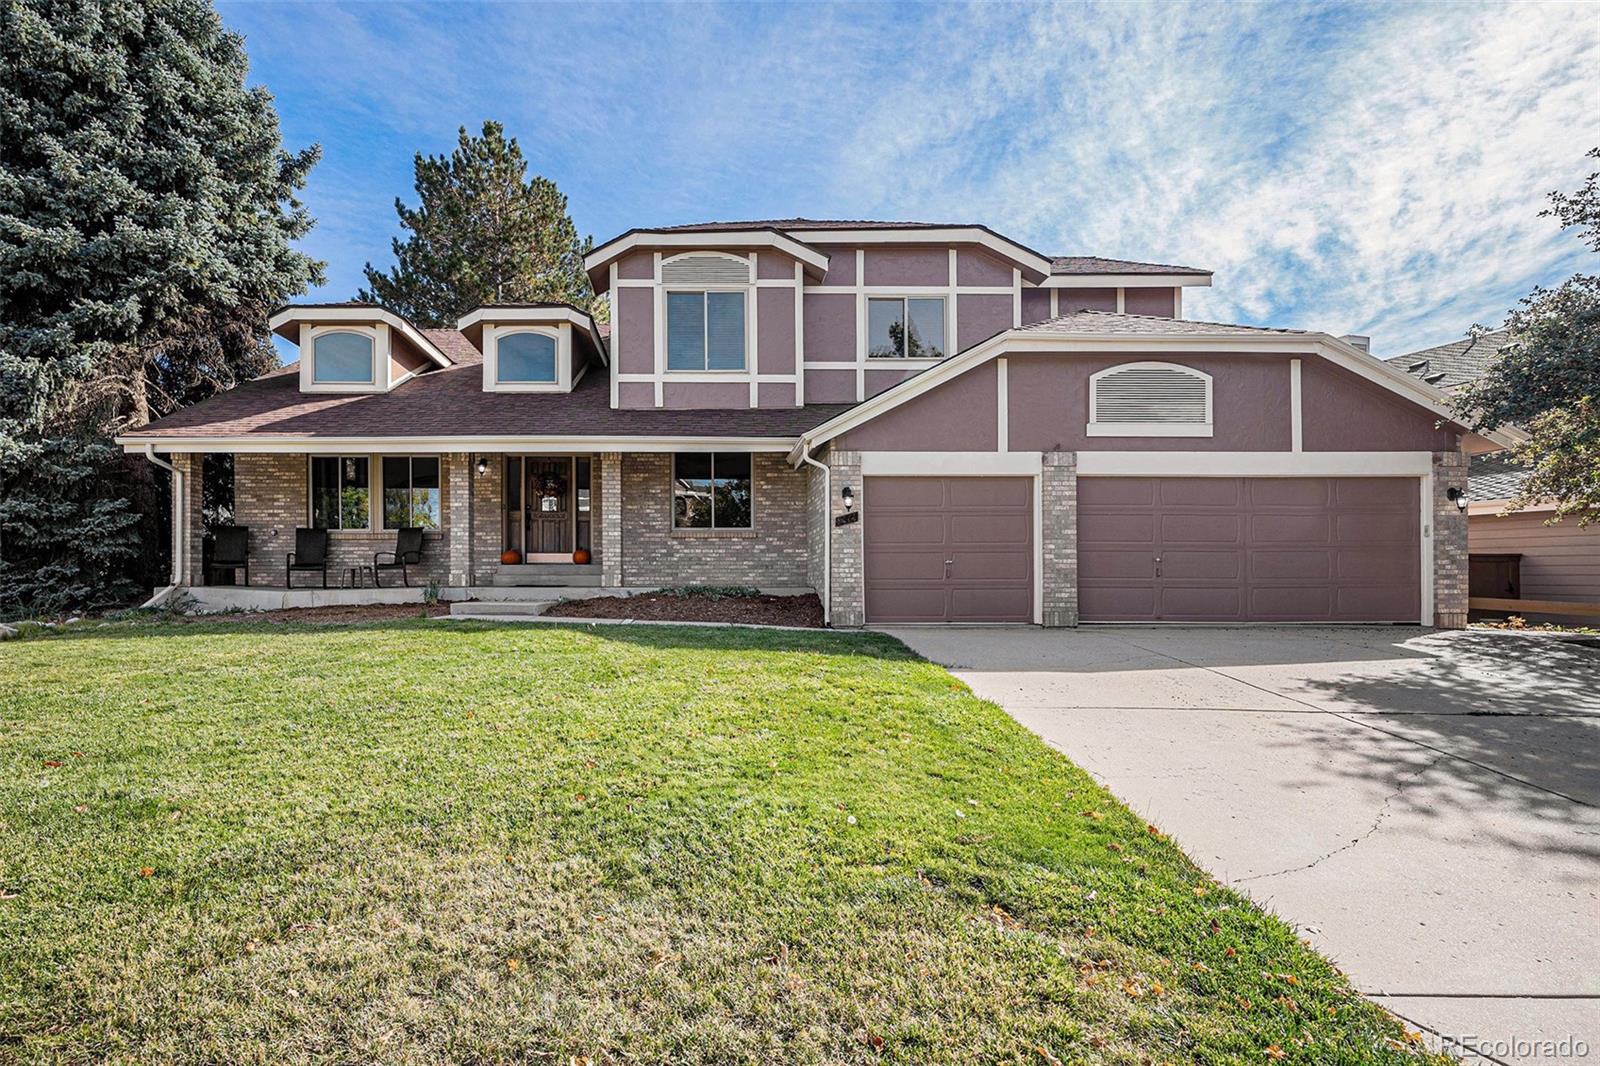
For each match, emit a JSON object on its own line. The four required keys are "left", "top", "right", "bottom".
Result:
{"left": 1432, "top": 449, "right": 1470, "bottom": 629}
{"left": 828, "top": 449, "right": 864, "bottom": 627}
{"left": 171, "top": 453, "right": 204, "bottom": 586}
{"left": 446, "top": 453, "right": 471, "bottom": 587}
{"left": 1040, "top": 450, "right": 1078, "bottom": 627}
{"left": 599, "top": 452, "right": 623, "bottom": 588}
{"left": 470, "top": 453, "right": 502, "bottom": 586}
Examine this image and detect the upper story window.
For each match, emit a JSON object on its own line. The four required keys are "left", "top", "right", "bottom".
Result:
{"left": 1088, "top": 361, "right": 1213, "bottom": 437}
{"left": 672, "top": 452, "right": 752, "bottom": 530}
{"left": 667, "top": 291, "right": 746, "bottom": 371}
{"left": 309, "top": 456, "right": 370, "bottom": 530}
{"left": 868, "top": 297, "right": 945, "bottom": 359}
{"left": 311, "top": 331, "right": 376, "bottom": 383}
{"left": 382, "top": 456, "right": 441, "bottom": 529}
{"left": 496, "top": 331, "right": 557, "bottom": 383}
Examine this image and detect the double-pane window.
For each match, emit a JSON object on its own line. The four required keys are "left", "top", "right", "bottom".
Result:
{"left": 672, "top": 452, "right": 752, "bottom": 530}
{"left": 667, "top": 291, "right": 746, "bottom": 370}
{"left": 382, "top": 456, "right": 441, "bottom": 529}
{"left": 868, "top": 297, "right": 946, "bottom": 359}
{"left": 310, "top": 457, "right": 370, "bottom": 530}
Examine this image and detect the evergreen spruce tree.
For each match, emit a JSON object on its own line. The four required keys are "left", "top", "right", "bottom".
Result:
{"left": 359, "top": 121, "right": 600, "bottom": 326}
{"left": 0, "top": 0, "right": 323, "bottom": 614}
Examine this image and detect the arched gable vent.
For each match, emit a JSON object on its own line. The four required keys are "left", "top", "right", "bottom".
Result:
{"left": 661, "top": 253, "right": 751, "bottom": 287}
{"left": 1088, "top": 361, "right": 1213, "bottom": 437}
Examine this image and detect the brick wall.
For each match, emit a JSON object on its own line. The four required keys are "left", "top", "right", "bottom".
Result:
{"left": 469, "top": 454, "right": 503, "bottom": 586}
{"left": 1432, "top": 449, "right": 1470, "bottom": 629}
{"left": 1041, "top": 450, "right": 1078, "bottom": 627}
{"left": 172, "top": 453, "right": 204, "bottom": 586}
{"left": 600, "top": 453, "right": 623, "bottom": 587}
{"left": 226, "top": 453, "right": 452, "bottom": 588}
{"left": 825, "top": 448, "right": 864, "bottom": 626}
{"left": 618, "top": 452, "right": 809, "bottom": 588}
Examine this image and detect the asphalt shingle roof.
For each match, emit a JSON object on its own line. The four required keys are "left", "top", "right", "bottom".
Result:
{"left": 1469, "top": 451, "right": 1531, "bottom": 501}
{"left": 1015, "top": 310, "right": 1310, "bottom": 337}
{"left": 1384, "top": 329, "right": 1511, "bottom": 391}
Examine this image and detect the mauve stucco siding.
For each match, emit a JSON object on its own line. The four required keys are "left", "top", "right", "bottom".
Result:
{"left": 757, "top": 250, "right": 799, "bottom": 280}
{"left": 803, "top": 293, "right": 855, "bottom": 361}
{"left": 618, "top": 251, "right": 654, "bottom": 280}
{"left": 1123, "top": 287, "right": 1176, "bottom": 317}
{"left": 1021, "top": 288, "right": 1053, "bottom": 325}
{"left": 1006, "top": 353, "right": 1294, "bottom": 452}
{"left": 760, "top": 382, "right": 796, "bottom": 407}
{"left": 839, "top": 362, "right": 997, "bottom": 451}
{"left": 390, "top": 333, "right": 432, "bottom": 378}
{"left": 813, "top": 245, "right": 855, "bottom": 286}
{"left": 1469, "top": 511, "right": 1600, "bottom": 609}
{"left": 1062, "top": 289, "right": 1118, "bottom": 313}
{"left": 957, "top": 247, "right": 1013, "bottom": 286}
{"left": 864, "top": 247, "right": 948, "bottom": 286}
{"left": 663, "top": 381, "right": 748, "bottom": 409}
{"left": 863, "top": 366, "right": 919, "bottom": 399}
{"left": 757, "top": 287, "right": 796, "bottom": 374}
{"left": 616, "top": 288, "right": 654, "bottom": 375}
{"left": 617, "top": 381, "right": 654, "bottom": 408}
{"left": 806, "top": 369, "right": 857, "bottom": 403}
{"left": 1299, "top": 358, "right": 1458, "bottom": 452}
{"left": 957, "top": 294, "right": 1013, "bottom": 352}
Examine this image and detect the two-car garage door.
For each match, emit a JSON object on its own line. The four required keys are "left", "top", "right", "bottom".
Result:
{"left": 860, "top": 474, "right": 1421, "bottom": 624}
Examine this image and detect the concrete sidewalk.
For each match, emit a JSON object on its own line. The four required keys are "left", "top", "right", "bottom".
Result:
{"left": 881, "top": 625, "right": 1600, "bottom": 1066}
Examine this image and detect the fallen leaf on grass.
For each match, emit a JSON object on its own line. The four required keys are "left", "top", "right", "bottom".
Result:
{"left": 1036, "top": 1046, "right": 1063, "bottom": 1065}
{"left": 138, "top": 867, "right": 154, "bottom": 878}
{"left": 506, "top": 958, "right": 521, "bottom": 972}
{"left": 42, "top": 760, "right": 61, "bottom": 768}
{"left": 1265, "top": 1045, "right": 1285, "bottom": 1060}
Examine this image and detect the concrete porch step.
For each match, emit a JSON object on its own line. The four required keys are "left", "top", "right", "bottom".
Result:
{"left": 493, "top": 563, "right": 601, "bottom": 587}
{"left": 450, "top": 599, "right": 555, "bottom": 618}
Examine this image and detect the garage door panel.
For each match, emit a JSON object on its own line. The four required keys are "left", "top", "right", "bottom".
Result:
{"left": 864, "top": 476, "right": 1032, "bottom": 623}
{"left": 1162, "top": 550, "right": 1242, "bottom": 580}
{"left": 950, "top": 513, "right": 1030, "bottom": 545}
{"left": 1079, "top": 476, "right": 1421, "bottom": 623}
{"left": 1250, "top": 549, "right": 1333, "bottom": 580}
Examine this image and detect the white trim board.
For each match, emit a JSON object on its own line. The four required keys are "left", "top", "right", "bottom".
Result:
{"left": 1074, "top": 451, "right": 1436, "bottom": 477}
{"left": 584, "top": 230, "right": 831, "bottom": 277}
{"left": 117, "top": 435, "right": 801, "bottom": 455}
{"left": 859, "top": 451, "right": 1043, "bottom": 477}
{"left": 270, "top": 306, "right": 451, "bottom": 368}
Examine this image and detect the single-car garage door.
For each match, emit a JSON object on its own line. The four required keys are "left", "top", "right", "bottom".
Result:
{"left": 864, "top": 476, "right": 1033, "bottom": 623}
{"left": 1078, "top": 477, "right": 1420, "bottom": 622}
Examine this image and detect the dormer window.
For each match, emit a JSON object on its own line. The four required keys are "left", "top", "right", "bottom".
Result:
{"left": 1088, "top": 361, "right": 1213, "bottom": 437}
{"left": 311, "top": 330, "right": 376, "bottom": 384}
{"left": 667, "top": 291, "right": 746, "bottom": 371}
{"left": 496, "top": 331, "right": 558, "bottom": 384}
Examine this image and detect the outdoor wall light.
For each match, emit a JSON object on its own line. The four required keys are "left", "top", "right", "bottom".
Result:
{"left": 475, "top": 455, "right": 490, "bottom": 476}
{"left": 1447, "top": 486, "right": 1468, "bottom": 513}
{"left": 841, "top": 485, "right": 855, "bottom": 511}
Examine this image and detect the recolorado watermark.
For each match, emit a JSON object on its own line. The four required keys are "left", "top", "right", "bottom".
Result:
{"left": 1430, "top": 1032, "right": 1591, "bottom": 1061}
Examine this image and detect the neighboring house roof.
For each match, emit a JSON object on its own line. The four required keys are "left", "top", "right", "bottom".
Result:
{"left": 1384, "top": 328, "right": 1512, "bottom": 391}
{"left": 1049, "top": 256, "right": 1210, "bottom": 277}
{"left": 125, "top": 329, "right": 854, "bottom": 445}
{"left": 1470, "top": 451, "right": 1531, "bottom": 502}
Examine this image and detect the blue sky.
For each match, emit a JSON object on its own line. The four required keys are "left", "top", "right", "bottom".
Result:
{"left": 220, "top": 0, "right": 1600, "bottom": 358}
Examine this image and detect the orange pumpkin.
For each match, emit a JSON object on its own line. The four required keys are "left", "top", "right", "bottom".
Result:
{"left": 500, "top": 549, "right": 521, "bottom": 565}
{"left": 572, "top": 548, "right": 591, "bottom": 565}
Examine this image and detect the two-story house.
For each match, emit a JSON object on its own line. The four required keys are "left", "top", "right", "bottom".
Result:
{"left": 117, "top": 219, "right": 1513, "bottom": 626}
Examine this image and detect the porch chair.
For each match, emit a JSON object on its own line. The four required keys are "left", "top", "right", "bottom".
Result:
{"left": 285, "top": 528, "right": 330, "bottom": 588}
{"left": 206, "top": 526, "right": 250, "bottom": 587}
{"left": 373, "top": 527, "right": 425, "bottom": 587}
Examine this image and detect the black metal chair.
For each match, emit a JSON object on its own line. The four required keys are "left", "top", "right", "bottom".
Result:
{"left": 286, "top": 528, "right": 330, "bottom": 588}
{"left": 374, "top": 527, "right": 425, "bottom": 587}
{"left": 206, "top": 526, "right": 250, "bottom": 587}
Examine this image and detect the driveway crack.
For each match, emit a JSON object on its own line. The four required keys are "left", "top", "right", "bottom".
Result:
{"left": 1236, "top": 754, "right": 1445, "bottom": 883}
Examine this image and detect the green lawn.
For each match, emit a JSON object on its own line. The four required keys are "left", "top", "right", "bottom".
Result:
{"left": 1, "top": 619, "right": 1444, "bottom": 1065}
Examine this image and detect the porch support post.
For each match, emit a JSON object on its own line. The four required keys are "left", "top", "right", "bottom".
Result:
{"left": 171, "top": 453, "right": 203, "bottom": 586}
{"left": 600, "top": 452, "right": 623, "bottom": 588}
{"left": 446, "top": 452, "right": 471, "bottom": 587}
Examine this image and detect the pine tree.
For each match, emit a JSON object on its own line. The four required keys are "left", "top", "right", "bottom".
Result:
{"left": 0, "top": 0, "right": 323, "bottom": 614}
{"left": 359, "top": 121, "right": 600, "bottom": 327}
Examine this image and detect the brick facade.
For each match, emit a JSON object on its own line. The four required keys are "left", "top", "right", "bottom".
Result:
{"left": 824, "top": 448, "right": 865, "bottom": 626}
{"left": 1040, "top": 450, "right": 1078, "bottom": 627}
{"left": 618, "top": 452, "right": 809, "bottom": 588}
{"left": 469, "top": 454, "right": 503, "bottom": 586}
{"left": 600, "top": 453, "right": 623, "bottom": 587}
{"left": 1432, "top": 449, "right": 1470, "bottom": 629}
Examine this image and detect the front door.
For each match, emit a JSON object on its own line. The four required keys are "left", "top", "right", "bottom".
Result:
{"left": 526, "top": 459, "right": 573, "bottom": 559}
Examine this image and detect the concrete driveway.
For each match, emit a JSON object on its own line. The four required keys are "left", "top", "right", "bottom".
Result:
{"left": 880, "top": 625, "right": 1600, "bottom": 1065}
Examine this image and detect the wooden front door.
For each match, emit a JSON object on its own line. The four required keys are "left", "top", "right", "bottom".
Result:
{"left": 526, "top": 459, "right": 572, "bottom": 559}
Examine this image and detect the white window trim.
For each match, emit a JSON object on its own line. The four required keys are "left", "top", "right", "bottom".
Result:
{"left": 1087, "top": 360, "right": 1214, "bottom": 438}
{"left": 669, "top": 452, "right": 757, "bottom": 534}
{"left": 302, "top": 324, "right": 388, "bottom": 394}
{"left": 665, "top": 287, "right": 749, "bottom": 374}
{"left": 379, "top": 455, "right": 443, "bottom": 530}
{"left": 307, "top": 454, "right": 373, "bottom": 531}
{"left": 484, "top": 324, "right": 569, "bottom": 392}
{"left": 865, "top": 295, "right": 948, "bottom": 360}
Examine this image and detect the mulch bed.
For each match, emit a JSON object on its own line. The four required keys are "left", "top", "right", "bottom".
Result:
{"left": 542, "top": 591, "right": 824, "bottom": 628}
{"left": 183, "top": 603, "right": 452, "bottom": 625}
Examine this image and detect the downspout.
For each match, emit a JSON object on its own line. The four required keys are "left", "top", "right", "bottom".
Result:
{"left": 141, "top": 444, "right": 183, "bottom": 587}
{"left": 798, "top": 438, "right": 831, "bottom": 626}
